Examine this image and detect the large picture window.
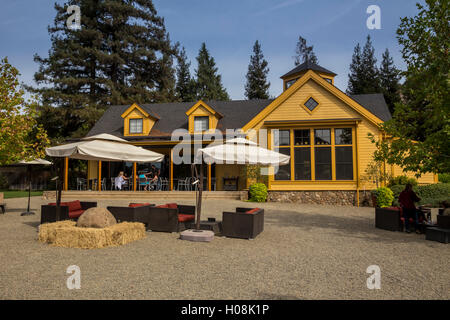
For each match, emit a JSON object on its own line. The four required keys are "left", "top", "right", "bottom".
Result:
{"left": 129, "top": 118, "right": 143, "bottom": 134}
{"left": 271, "top": 127, "right": 354, "bottom": 182}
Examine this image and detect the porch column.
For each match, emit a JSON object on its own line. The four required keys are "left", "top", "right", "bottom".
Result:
{"left": 133, "top": 162, "right": 137, "bottom": 191}
{"left": 207, "top": 164, "right": 211, "bottom": 191}
{"left": 64, "top": 157, "right": 69, "bottom": 191}
{"left": 98, "top": 161, "right": 102, "bottom": 191}
{"left": 170, "top": 148, "right": 173, "bottom": 191}
{"left": 355, "top": 124, "right": 360, "bottom": 207}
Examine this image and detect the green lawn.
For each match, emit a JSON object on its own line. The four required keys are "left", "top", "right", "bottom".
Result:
{"left": 1, "top": 190, "right": 43, "bottom": 199}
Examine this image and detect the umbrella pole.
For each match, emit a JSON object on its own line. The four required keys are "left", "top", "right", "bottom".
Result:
{"left": 196, "top": 162, "right": 204, "bottom": 230}
{"left": 21, "top": 165, "right": 34, "bottom": 216}
{"left": 27, "top": 165, "right": 31, "bottom": 212}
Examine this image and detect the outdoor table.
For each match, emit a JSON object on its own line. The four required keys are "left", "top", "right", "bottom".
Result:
{"left": 186, "top": 219, "right": 222, "bottom": 235}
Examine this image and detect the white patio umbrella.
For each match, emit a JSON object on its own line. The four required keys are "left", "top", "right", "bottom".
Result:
{"left": 16, "top": 159, "right": 52, "bottom": 216}
{"left": 190, "top": 137, "right": 290, "bottom": 232}
{"left": 45, "top": 133, "right": 164, "bottom": 205}
{"left": 46, "top": 133, "right": 164, "bottom": 162}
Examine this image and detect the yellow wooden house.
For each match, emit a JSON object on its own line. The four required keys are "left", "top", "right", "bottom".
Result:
{"left": 79, "top": 61, "right": 436, "bottom": 205}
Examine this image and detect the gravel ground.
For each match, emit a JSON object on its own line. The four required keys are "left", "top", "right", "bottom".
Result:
{"left": 0, "top": 196, "right": 449, "bottom": 300}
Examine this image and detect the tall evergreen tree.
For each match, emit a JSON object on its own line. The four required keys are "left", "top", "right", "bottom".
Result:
{"left": 195, "top": 43, "right": 229, "bottom": 101}
{"left": 245, "top": 40, "right": 270, "bottom": 100}
{"left": 175, "top": 47, "right": 196, "bottom": 102}
{"left": 294, "top": 36, "right": 318, "bottom": 65}
{"left": 28, "top": 0, "right": 177, "bottom": 139}
{"left": 379, "top": 49, "right": 401, "bottom": 114}
{"left": 347, "top": 35, "right": 380, "bottom": 94}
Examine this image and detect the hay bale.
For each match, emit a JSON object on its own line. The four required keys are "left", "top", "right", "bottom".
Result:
{"left": 76, "top": 207, "right": 117, "bottom": 228}
{"left": 38, "top": 221, "right": 146, "bottom": 249}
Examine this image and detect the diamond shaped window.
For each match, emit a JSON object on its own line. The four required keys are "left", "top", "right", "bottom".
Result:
{"left": 304, "top": 97, "right": 319, "bottom": 111}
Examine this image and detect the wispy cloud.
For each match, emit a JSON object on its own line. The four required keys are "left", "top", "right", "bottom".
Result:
{"left": 253, "top": 0, "right": 307, "bottom": 17}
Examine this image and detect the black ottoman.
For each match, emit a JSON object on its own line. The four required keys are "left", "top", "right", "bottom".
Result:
{"left": 425, "top": 227, "right": 450, "bottom": 244}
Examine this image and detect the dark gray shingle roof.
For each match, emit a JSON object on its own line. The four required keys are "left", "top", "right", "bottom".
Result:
{"left": 349, "top": 93, "right": 392, "bottom": 122}
{"left": 87, "top": 99, "right": 274, "bottom": 139}
{"left": 281, "top": 61, "right": 337, "bottom": 78}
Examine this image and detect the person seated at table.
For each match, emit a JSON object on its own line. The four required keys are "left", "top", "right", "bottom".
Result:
{"left": 399, "top": 183, "right": 421, "bottom": 233}
{"left": 138, "top": 171, "right": 151, "bottom": 191}
{"left": 114, "top": 171, "right": 128, "bottom": 190}
{"left": 148, "top": 171, "right": 159, "bottom": 190}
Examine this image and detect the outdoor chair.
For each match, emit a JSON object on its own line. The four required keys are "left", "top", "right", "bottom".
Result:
{"left": 222, "top": 207, "right": 264, "bottom": 239}
{"left": 138, "top": 177, "right": 148, "bottom": 191}
{"left": 107, "top": 203, "right": 155, "bottom": 228}
{"left": 41, "top": 201, "right": 97, "bottom": 224}
{"left": 147, "top": 203, "right": 195, "bottom": 232}
{"left": 177, "top": 177, "right": 190, "bottom": 191}
{"left": 76, "top": 178, "right": 87, "bottom": 190}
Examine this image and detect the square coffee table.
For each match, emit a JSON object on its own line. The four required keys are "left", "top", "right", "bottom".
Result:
{"left": 186, "top": 219, "right": 222, "bottom": 235}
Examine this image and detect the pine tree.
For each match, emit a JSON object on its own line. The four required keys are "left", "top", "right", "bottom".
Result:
{"left": 175, "top": 47, "right": 197, "bottom": 102}
{"left": 195, "top": 43, "right": 229, "bottom": 101}
{"left": 347, "top": 35, "right": 380, "bottom": 94}
{"left": 379, "top": 49, "right": 401, "bottom": 114}
{"left": 28, "top": 0, "right": 177, "bottom": 139}
{"left": 294, "top": 36, "right": 318, "bottom": 65}
{"left": 245, "top": 40, "right": 270, "bottom": 100}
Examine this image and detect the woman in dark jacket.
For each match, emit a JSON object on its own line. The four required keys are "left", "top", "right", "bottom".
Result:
{"left": 399, "top": 184, "right": 421, "bottom": 233}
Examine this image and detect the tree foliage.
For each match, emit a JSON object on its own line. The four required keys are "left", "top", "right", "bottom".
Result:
{"left": 175, "top": 47, "right": 197, "bottom": 102}
{"left": 195, "top": 43, "right": 229, "bottom": 101}
{"left": 347, "top": 35, "right": 380, "bottom": 95}
{"left": 245, "top": 40, "right": 270, "bottom": 100}
{"left": 294, "top": 36, "right": 318, "bottom": 65}
{"left": 378, "top": 49, "right": 401, "bottom": 114}
{"left": 0, "top": 58, "right": 49, "bottom": 165}
{"left": 371, "top": 0, "right": 450, "bottom": 175}
{"left": 28, "top": 0, "right": 177, "bottom": 139}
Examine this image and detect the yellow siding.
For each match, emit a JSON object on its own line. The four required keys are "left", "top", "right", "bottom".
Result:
{"left": 389, "top": 164, "right": 436, "bottom": 185}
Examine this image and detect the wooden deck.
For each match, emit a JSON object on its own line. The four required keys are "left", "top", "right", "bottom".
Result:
{"left": 42, "top": 190, "right": 247, "bottom": 201}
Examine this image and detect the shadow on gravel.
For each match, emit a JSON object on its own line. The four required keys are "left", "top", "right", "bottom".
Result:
{"left": 265, "top": 209, "right": 427, "bottom": 244}
{"left": 22, "top": 221, "right": 40, "bottom": 228}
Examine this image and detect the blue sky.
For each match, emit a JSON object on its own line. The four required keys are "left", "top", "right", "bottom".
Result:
{"left": 0, "top": 0, "right": 424, "bottom": 100}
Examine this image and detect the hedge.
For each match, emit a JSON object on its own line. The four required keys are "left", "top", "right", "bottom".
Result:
{"left": 390, "top": 183, "right": 450, "bottom": 207}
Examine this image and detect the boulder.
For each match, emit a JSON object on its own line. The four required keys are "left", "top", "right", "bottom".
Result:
{"left": 76, "top": 207, "right": 117, "bottom": 228}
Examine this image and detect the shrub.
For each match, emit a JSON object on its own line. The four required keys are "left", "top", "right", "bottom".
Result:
{"left": 389, "top": 183, "right": 450, "bottom": 207}
{"left": 438, "top": 173, "right": 450, "bottom": 183}
{"left": 372, "top": 187, "right": 394, "bottom": 208}
{"left": 388, "top": 175, "right": 417, "bottom": 187}
{"left": 0, "top": 173, "right": 9, "bottom": 190}
{"left": 249, "top": 183, "right": 268, "bottom": 202}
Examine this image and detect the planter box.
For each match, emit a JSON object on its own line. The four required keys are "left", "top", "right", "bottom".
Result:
{"left": 375, "top": 207, "right": 402, "bottom": 232}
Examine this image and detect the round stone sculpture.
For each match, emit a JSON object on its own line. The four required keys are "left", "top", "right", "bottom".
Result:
{"left": 76, "top": 207, "right": 117, "bottom": 228}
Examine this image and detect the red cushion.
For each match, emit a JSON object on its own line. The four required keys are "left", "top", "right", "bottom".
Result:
{"left": 166, "top": 203, "right": 178, "bottom": 209}
{"left": 48, "top": 201, "right": 81, "bottom": 212}
{"left": 156, "top": 204, "right": 169, "bottom": 208}
{"left": 178, "top": 214, "right": 195, "bottom": 222}
{"left": 69, "top": 210, "right": 84, "bottom": 219}
{"left": 129, "top": 203, "right": 151, "bottom": 208}
{"left": 66, "top": 200, "right": 82, "bottom": 212}
{"left": 246, "top": 208, "right": 260, "bottom": 214}
{"left": 384, "top": 206, "right": 400, "bottom": 212}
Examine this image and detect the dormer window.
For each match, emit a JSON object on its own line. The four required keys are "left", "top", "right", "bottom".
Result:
{"left": 129, "top": 118, "right": 143, "bottom": 134}
{"left": 194, "top": 116, "right": 209, "bottom": 132}
{"left": 323, "top": 78, "right": 332, "bottom": 84}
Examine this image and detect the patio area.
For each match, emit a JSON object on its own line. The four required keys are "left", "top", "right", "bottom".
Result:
{"left": 0, "top": 196, "right": 449, "bottom": 299}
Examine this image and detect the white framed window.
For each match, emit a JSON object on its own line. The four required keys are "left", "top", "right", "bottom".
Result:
{"left": 194, "top": 116, "right": 209, "bottom": 132}
{"left": 129, "top": 118, "right": 143, "bottom": 134}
